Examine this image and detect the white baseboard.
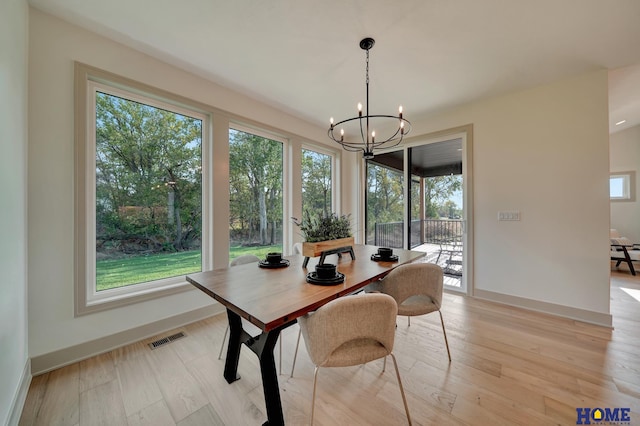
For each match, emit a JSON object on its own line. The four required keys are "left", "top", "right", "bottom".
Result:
{"left": 6, "top": 359, "right": 31, "bottom": 426}
{"left": 474, "top": 288, "right": 613, "bottom": 328}
{"left": 31, "top": 304, "right": 223, "bottom": 375}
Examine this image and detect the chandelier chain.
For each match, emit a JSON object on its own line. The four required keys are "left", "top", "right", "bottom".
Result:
{"left": 366, "top": 48, "right": 369, "bottom": 86}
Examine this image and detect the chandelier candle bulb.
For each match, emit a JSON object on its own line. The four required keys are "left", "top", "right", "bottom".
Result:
{"left": 372, "top": 131, "right": 375, "bottom": 143}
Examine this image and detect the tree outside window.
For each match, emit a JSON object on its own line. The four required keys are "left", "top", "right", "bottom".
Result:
{"left": 302, "top": 149, "right": 333, "bottom": 218}
{"left": 94, "top": 92, "right": 203, "bottom": 291}
{"left": 228, "top": 128, "right": 283, "bottom": 260}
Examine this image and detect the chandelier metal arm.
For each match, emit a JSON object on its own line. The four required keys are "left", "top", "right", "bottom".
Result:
{"left": 328, "top": 115, "right": 411, "bottom": 143}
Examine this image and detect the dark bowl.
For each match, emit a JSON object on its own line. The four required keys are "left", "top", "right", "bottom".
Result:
{"left": 315, "top": 263, "right": 337, "bottom": 279}
{"left": 266, "top": 252, "right": 283, "bottom": 264}
{"left": 377, "top": 247, "right": 393, "bottom": 258}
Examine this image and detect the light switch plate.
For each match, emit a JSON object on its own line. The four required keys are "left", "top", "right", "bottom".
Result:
{"left": 498, "top": 211, "right": 520, "bottom": 221}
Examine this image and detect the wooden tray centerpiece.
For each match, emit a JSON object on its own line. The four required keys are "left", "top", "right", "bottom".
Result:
{"left": 292, "top": 212, "right": 355, "bottom": 268}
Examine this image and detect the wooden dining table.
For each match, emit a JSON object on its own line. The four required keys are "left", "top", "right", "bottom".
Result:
{"left": 186, "top": 244, "right": 425, "bottom": 425}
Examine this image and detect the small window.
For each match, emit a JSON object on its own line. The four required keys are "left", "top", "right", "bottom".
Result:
{"left": 610, "top": 171, "right": 635, "bottom": 201}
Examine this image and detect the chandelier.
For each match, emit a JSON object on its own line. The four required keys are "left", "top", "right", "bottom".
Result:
{"left": 328, "top": 37, "right": 411, "bottom": 159}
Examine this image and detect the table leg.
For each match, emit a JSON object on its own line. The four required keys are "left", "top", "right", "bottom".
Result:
{"left": 249, "top": 329, "right": 284, "bottom": 426}
{"left": 223, "top": 308, "right": 293, "bottom": 425}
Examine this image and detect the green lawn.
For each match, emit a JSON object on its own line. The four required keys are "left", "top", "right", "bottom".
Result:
{"left": 229, "top": 244, "right": 282, "bottom": 262}
{"left": 96, "top": 244, "right": 282, "bottom": 291}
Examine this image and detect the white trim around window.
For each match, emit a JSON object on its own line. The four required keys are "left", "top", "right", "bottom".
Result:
{"left": 74, "top": 63, "right": 213, "bottom": 315}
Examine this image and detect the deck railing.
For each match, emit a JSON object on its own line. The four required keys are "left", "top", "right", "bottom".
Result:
{"left": 373, "top": 219, "right": 463, "bottom": 248}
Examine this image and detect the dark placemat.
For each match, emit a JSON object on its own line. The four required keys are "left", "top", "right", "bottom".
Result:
{"left": 258, "top": 259, "right": 290, "bottom": 269}
{"left": 306, "top": 271, "right": 345, "bottom": 285}
{"left": 370, "top": 254, "right": 399, "bottom": 262}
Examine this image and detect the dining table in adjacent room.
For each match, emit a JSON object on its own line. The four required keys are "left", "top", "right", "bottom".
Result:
{"left": 186, "top": 244, "right": 425, "bottom": 425}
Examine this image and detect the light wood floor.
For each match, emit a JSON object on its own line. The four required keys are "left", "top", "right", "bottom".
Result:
{"left": 19, "top": 270, "right": 640, "bottom": 425}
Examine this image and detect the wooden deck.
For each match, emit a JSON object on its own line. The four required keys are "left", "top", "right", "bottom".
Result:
{"left": 412, "top": 243, "right": 462, "bottom": 288}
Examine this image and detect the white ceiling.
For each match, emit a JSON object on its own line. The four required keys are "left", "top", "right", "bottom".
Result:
{"left": 29, "top": 0, "right": 640, "bottom": 134}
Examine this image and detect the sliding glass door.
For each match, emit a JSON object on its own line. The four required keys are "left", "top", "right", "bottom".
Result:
{"left": 365, "top": 150, "right": 404, "bottom": 248}
{"left": 365, "top": 134, "right": 469, "bottom": 293}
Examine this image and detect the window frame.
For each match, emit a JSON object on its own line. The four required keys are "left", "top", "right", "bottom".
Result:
{"left": 74, "top": 63, "right": 212, "bottom": 316}
{"left": 610, "top": 171, "right": 636, "bottom": 202}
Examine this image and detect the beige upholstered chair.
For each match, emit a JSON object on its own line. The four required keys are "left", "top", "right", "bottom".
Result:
{"left": 229, "top": 253, "right": 261, "bottom": 267}
{"left": 297, "top": 293, "right": 411, "bottom": 425}
{"left": 293, "top": 242, "right": 303, "bottom": 255}
{"left": 289, "top": 242, "right": 304, "bottom": 376}
{"left": 367, "top": 262, "right": 452, "bottom": 362}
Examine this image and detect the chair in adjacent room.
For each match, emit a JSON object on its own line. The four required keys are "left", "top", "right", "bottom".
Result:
{"left": 610, "top": 229, "right": 640, "bottom": 276}
{"left": 435, "top": 233, "right": 463, "bottom": 276}
{"left": 366, "top": 262, "right": 452, "bottom": 362}
{"left": 297, "top": 293, "right": 412, "bottom": 425}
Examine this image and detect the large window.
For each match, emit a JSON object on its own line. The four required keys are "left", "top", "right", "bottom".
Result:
{"left": 302, "top": 148, "right": 333, "bottom": 217}
{"left": 228, "top": 127, "right": 284, "bottom": 262}
{"left": 75, "top": 64, "right": 339, "bottom": 313}
{"left": 75, "top": 64, "right": 211, "bottom": 314}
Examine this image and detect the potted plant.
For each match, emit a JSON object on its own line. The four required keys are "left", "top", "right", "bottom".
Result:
{"left": 292, "top": 211, "right": 354, "bottom": 264}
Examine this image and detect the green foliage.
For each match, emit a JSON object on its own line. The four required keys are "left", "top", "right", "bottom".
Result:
{"left": 292, "top": 211, "right": 352, "bottom": 242}
{"left": 366, "top": 163, "right": 404, "bottom": 236}
{"left": 302, "top": 149, "right": 332, "bottom": 217}
{"left": 424, "top": 175, "right": 462, "bottom": 218}
{"left": 365, "top": 160, "right": 463, "bottom": 242}
{"left": 229, "top": 129, "right": 283, "bottom": 246}
{"left": 95, "top": 92, "right": 202, "bottom": 256}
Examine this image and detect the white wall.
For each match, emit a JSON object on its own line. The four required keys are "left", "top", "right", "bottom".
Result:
{"left": 0, "top": 0, "right": 29, "bottom": 424}
{"left": 27, "top": 8, "right": 329, "bottom": 364}
{"left": 411, "top": 70, "right": 611, "bottom": 320}
{"left": 610, "top": 124, "right": 640, "bottom": 242}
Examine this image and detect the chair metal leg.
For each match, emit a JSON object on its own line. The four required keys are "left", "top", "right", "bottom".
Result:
{"left": 438, "top": 310, "right": 452, "bottom": 362}
{"left": 390, "top": 353, "right": 412, "bottom": 425}
{"left": 290, "top": 328, "right": 302, "bottom": 377}
{"left": 382, "top": 355, "right": 386, "bottom": 372}
{"left": 218, "top": 325, "right": 229, "bottom": 360}
{"left": 279, "top": 337, "right": 282, "bottom": 375}
{"left": 310, "top": 366, "right": 320, "bottom": 425}
{"left": 407, "top": 316, "right": 411, "bottom": 327}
